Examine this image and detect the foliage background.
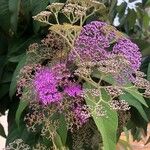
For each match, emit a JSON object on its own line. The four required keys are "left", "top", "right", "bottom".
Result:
{"left": 0, "top": 0, "right": 150, "bottom": 147}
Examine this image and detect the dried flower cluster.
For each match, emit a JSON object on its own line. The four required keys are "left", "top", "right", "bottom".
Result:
{"left": 24, "top": 102, "right": 45, "bottom": 132}
{"left": 5, "top": 139, "right": 30, "bottom": 150}
{"left": 106, "top": 86, "right": 123, "bottom": 98}
{"left": 109, "top": 100, "right": 130, "bottom": 111}
{"left": 17, "top": 64, "right": 42, "bottom": 97}
{"left": 33, "top": 0, "right": 106, "bottom": 26}
{"left": 134, "top": 72, "right": 150, "bottom": 98}
{"left": 32, "top": 143, "right": 47, "bottom": 150}
{"left": 33, "top": 11, "right": 52, "bottom": 24}
{"left": 27, "top": 31, "right": 68, "bottom": 64}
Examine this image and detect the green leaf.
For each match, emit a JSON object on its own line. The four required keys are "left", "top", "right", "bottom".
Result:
{"left": 9, "top": 55, "right": 26, "bottom": 98}
{"left": 57, "top": 114, "right": 67, "bottom": 145}
{"left": 126, "top": 9, "right": 137, "bottom": 30}
{"left": 87, "top": 102, "right": 118, "bottom": 150}
{"left": 147, "top": 63, "right": 150, "bottom": 81}
{"left": 1, "top": 71, "right": 13, "bottom": 83}
{"left": 0, "top": 123, "right": 6, "bottom": 138}
{"left": 0, "top": 83, "right": 9, "bottom": 99}
{"left": 143, "top": 13, "right": 150, "bottom": 30}
{"left": 15, "top": 99, "right": 29, "bottom": 127}
{"left": 8, "top": 53, "right": 25, "bottom": 62}
{"left": 0, "top": 56, "right": 7, "bottom": 79}
{"left": 146, "top": 0, "right": 150, "bottom": 6}
{"left": 0, "top": 0, "right": 10, "bottom": 33}
{"left": 9, "top": 0, "right": 21, "bottom": 33}
{"left": 48, "top": 125, "right": 64, "bottom": 150}
{"left": 50, "top": 112, "right": 67, "bottom": 146}
{"left": 8, "top": 35, "right": 37, "bottom": 56}
{"left": 6, "top": 121, "right": 40, "bottom": 146}
{"left": 101, "top": 88, "right": 111, "bottom": 102}
{"left": 92, "top": 70, "right": 115, "bottom": 84}
{"left": 133, "top": 39, "right": 150, "bottom": 57}
{"left": 121, "top": 93, "right": 148, "bottom": 121}
{"left": 109, "top": 0, "right": 117, "bottom": 24}
{"left": 85, "top": 84, "right": 118, "bottom": 150}
{"left": 124, "top": 87, "right": 148, "bottom": 107}
{"left": 94, "top": 105, "right": 118, "bottom": 150}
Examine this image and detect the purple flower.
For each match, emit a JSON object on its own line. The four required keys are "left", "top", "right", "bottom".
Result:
{"left": 64, "top": 83, "right": 82, "bottom": 97}
{"left": 33, "top": 64, "right": 83, "bottom": 105}
{"left": 34, "top": 68, "right": 63, "bottom": 104}
{"left": 113, "top": 38, "right": 142, "bottom": 70}
{"left": 34, "top": 68, "right": 56, "bottom": 90}
{"left": 70, "top": 21, "right": 142, "bottom": 71}
{"left": 69, "top": 21, "right": 110, "bottom": 61}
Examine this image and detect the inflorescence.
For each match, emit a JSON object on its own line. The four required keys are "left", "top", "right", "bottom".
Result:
{"left": 12, "top": 0, "right": 150, "bottom": 149}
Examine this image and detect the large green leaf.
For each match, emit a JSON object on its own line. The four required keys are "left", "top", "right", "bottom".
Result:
{"left": 126, "top": 9, "right": 137, "bottom": 30}
{"left": 146, "top": 0, "right": 150, "bottom": 6}
{"left": 147, "top": 63, "right": 150, "bottom": 81}
{"left": 124, "top": 87, "right": 148, "bottom": 107}
{"left": 30, "top": 0, "right": 49, "bottom": 15}
{"left": 0, "top": 0, "right": 10, "bottom": 33}
{"left": 85, "top": 84, "right": 118, "bottom": 150}
{"left": 50, "top": 112, "right": 67, "bottom": 146}
{"left": 8, "top": 53, "right": 25, "bottom": 63}
{"left": 133, "top": 39, "right": 150, "bottom": 57}
{"left": 57, "top": 114, "right": 67, "bottom": 146}
{"left": 108, "top": 0, "right": 117, "bottom": 23}
{"left": 0, "top": 123, "right": 6, "bottom": 138}
{"left": 15, "top": 99, "right": 29, "bottom": 127}
{"left": 121, "top": 93, "right": 148, "bottom": 121}
{"left": 9, "top": 0, "right": 21, "bottom": 33}
{"left": 101, "top": 88, "right": 111, "bottom": 102}
{"left": 86, "top": 101, "right": 118, "bottom": 150}
{"left": 47, "top": 124, "right": 65, "bottom": 150}
{"left": 8, "top": 35, "right": 37, "bottom": 57}
{"left": 0, "top": 83, "right": 10, "bottom": 99}
{"left": 9, "top": 55, "right": 26, "bottom": 98}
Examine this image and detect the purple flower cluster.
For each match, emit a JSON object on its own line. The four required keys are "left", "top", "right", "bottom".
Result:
{"left": 33, "top": 64, "right": 82, "bottom": 105}
{"left": 113, "top": 38, "right": 142, "bottom": 70}
{"left": 69, "top": 21, "right": 109, "bottom": 61}
{"left": 31, "top": 21, "right": 142, "bottom": 128}
{"left": 34, "top": 68, "right": 61, "bottom": 104}
{"left": 70, "top": 21, "right": 142, "bottom": 71}
{"left": 65, "top": 83, "right": 82, "bottom": 97}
